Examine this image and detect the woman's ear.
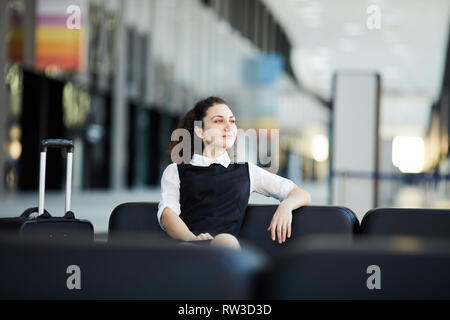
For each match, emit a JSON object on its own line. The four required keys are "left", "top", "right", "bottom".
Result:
{"left": 194, "top": 125, "right": 203, "bottom": 139}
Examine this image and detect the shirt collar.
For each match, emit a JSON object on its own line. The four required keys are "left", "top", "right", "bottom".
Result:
{"left": 191, "top": 152, "right": 231, "bottom": 168}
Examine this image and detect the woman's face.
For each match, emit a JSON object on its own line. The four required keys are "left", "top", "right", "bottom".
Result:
{"left": 196, "top": 103, "right": 237, "bottom": 150}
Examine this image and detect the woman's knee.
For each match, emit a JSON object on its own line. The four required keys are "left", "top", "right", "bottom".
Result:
{"left": 210, "top": 233, "right": 240, "bottom": 250}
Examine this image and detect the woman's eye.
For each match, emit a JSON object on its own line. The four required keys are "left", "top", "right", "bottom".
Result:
{"left": 215, "top": 120, "right": 222, "bottom": 123}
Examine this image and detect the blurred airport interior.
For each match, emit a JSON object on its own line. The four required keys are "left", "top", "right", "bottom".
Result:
{"left": 0, "top": 0, "right": 449, "bottom": 233}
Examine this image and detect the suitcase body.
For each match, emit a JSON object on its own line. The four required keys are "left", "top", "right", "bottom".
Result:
{"left": 0, "top": 209, "right": 94, "bottom": 242}
{"left": 0, "top": 139, "right": 94, "bottom": 242}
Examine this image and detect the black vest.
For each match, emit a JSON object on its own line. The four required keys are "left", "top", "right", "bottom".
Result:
{"left": 177, "top": 162, "right": 250, "bottom": 237}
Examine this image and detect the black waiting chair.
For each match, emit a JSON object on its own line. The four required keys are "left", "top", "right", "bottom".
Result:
{"left": 0, "top": 236, "right": 255, "bottom": 300}
{"left": 108, "top": 203, "right": 359, "bottom": 259}
{"left": 108, "top": 202, "right": 161, "bottom": 241}
{"left": 261, "top": 235, "right": 450, "bottom": 299}
{"left": 239, "top": 205, "right": 359, "bottom": 258}
{"left": 360, "top": 208, "right": 450, "bottom": 238}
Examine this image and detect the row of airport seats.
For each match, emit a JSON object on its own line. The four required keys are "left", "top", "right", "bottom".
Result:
{"left": 109, "top": 203, "right": 360, "bottom": 258}
{"left": 1, "top": 203, "right": 450, "bottom": 299}
{"left": 108, "top": 203, "right": 450, "bottom": 257}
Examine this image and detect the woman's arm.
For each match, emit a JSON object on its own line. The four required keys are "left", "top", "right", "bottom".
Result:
{"left": 160, "top": 207, "right": 212, "bottom": 241}
{"left": 281, "top": 185, "right": 312, "bottom": 211}
{"left": 158, "top": 164, "right": 212, "bottom": 242}
{"left": 247, "top": 162, "right": 311, "bottom": 244}
{"left": 267, "top": 186, "right": 311, "bottom": 244}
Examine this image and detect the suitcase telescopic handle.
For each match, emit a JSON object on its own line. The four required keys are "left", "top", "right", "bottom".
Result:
{"left": 40, "top": 139, "right": 74, "bottom": 152}
{"left": 38, "top": 139, "right": 74, "bottom": 216}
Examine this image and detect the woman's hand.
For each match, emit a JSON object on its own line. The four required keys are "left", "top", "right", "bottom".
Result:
{"left": 267, "top": 186, "right": 311, "bottom": 244}
{"left": 190, "top": 233, "right": 214, "bottom": 241}
{"left": 267, "top": 202, "right": 293, "bottom": 244}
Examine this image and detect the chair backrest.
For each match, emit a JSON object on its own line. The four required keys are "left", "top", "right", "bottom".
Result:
{"left": 261, "top": 235, "right": 450, "bottom": 299}
{"left": 239, "top": 205, "right": 359, "bottom": 258}
{"left": 108, "top": 202, "right": 162, "bottom": 241}
{"left": 0, "top": 238, "right": 255, "bottom": 299}
{"left": 108, "top": 203, "right": 359, "bottom": 258}
{"left": 360, "top": 208, "right": 450, "bottom": 238}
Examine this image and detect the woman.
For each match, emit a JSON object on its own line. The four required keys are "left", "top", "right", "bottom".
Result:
{"left": 158, "top": 96, "right": 311, "bottom": 250}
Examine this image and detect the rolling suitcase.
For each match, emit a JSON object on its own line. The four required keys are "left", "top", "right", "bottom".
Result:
{"left": 0, "top": 139, "right": 94, "bottom": 242}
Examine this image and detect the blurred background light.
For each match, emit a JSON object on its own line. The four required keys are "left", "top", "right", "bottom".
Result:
{"left": 312, "top": 134, "right": 329, "bottom": 162}
{"left": 392, "top": 136, "right": 425, "bottom": 173}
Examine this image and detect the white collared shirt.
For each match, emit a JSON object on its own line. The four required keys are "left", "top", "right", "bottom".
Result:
{"left": 156, "top": 152, "right": 296, "bottom": 229}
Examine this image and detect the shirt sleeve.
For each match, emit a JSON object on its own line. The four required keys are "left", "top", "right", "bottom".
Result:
{"left": 248, "top": 162, "right": 296, "bottom": 202}
{"left": 157, "top": 163, "right": 181, "bottom": 230}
